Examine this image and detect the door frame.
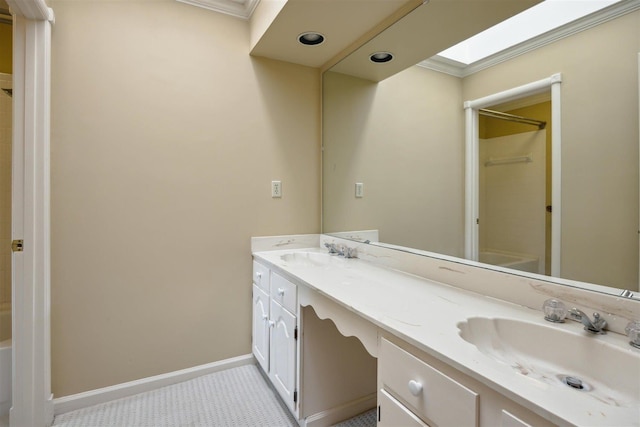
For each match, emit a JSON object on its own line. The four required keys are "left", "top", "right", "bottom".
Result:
{"left": 463, "top": 73, "right": 562, "bottom": 277}
{"left": 7, "top": 1, "right": 54, "bottom": 426}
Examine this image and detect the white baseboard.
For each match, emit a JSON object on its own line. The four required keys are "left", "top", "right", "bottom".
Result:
{"left": 53, "top": 354, "right": 255, "bottom": 416}
{"left": 303, "top": 393, "right": 377, "bottom": 427}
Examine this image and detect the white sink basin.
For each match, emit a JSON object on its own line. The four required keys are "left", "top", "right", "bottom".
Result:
{"left": 457, "top": 317, "right": 640, "bottom": 407}
{"left": 280, "top": 251, "right": 346, "bottom": 268}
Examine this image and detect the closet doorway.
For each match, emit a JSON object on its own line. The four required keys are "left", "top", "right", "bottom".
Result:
{"left": 464, "top": 73, "right": 562, "bottom": 277}
{"left": 478, "top": 101, "right": 550, "bottom": 275}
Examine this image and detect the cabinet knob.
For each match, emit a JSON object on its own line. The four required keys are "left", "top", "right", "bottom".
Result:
{"left": 277, "top": 288, "right": 285, "bottom": 296}
{"left": 408, "top": 380, "right": 423, "bottom": 396}
{"left": 256, "top": 272, "right": 262, "bottom": 279}
{"left": 262, "top": 314, "right": 268, "bottom": 321}
{"left": 268, "top": 320, "right": 275, "bottom": 328}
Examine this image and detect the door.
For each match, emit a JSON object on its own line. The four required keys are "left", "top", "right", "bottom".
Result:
{"left": 269, "top": 300, "right": 297, "bottom": 413}
{"left": 252, "top": 284, "right": 269, "bottom": 373}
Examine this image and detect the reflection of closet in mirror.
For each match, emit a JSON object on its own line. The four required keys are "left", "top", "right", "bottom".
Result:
{"left": 478, "top": 98, "right": 551, "bottom": 275}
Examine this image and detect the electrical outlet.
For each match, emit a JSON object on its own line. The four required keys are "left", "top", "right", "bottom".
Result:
{"left": 272, "top": 181, "right": 282, "bottom": 198}
{"left": 355, "top": 182, "right": 364, "bottom": 198}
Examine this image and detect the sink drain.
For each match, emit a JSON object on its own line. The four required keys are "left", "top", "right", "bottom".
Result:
{"left": 564, "top": 376, "right": 584, "bottom": 389}
{"left": 558, "top": 374, "right": 592, "bottom": 392}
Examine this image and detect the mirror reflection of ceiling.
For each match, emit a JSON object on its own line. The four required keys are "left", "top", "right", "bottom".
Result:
{"left": 329, "top": 0, "right": 543, "bottom": 82}
{"left": 437, "top": 0, "right": 621, "bottom": 65}
{"left": 422, "top": 0, "right": 632, "bottom": 77}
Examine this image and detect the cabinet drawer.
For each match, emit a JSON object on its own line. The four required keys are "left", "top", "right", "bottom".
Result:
{"left": 271, "top": 272, "right": 297, "bottom": 313}
{"left": 501, "top": 410, "right": 532, "bottom": 427}
{"left": 379, "top": 389, "right": 430, "bottom": 427}
{"left": 253, "top": 261, "right": 270, "bottom": 292}
{"left": 379, "top": 338, "right": 478, "bottom": 427}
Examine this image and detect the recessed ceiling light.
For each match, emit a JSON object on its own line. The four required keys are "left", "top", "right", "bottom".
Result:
{"left": 369, "top": 52, "right": 394, "bottom": 63}
{"left": 298, "top": 32, "right": 325, "bottom": 46}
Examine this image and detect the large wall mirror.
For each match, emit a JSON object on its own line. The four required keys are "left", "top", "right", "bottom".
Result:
{"left": 322, "top": 0, "right": 640, "bottom": 298}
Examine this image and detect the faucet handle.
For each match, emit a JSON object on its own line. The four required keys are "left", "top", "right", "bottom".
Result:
{"left": 344, "top": 246, "right": 358, "bottom": 258}
{"left": 543, "top": 299, "right": 567, "bottom": 323}
{"left": 625, "top": 320, "right": 640, "bottom": 349}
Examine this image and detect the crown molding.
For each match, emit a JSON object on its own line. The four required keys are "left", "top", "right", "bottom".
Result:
{"left": 176, "top": 0, "right": 260, "bottom": 20}
{"left": 418, "top": 55, "right": 465, "bottom": 78}
{"left": 7, "top": 0, "right": 54, "bottom": 21}
{"left": 418, "top": 0, "right": 640, "bottom": 78}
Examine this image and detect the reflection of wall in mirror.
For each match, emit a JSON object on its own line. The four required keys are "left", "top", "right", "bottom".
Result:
{"left": 464, "top": 10, "right": 639, "bottom": 290}
{"left": 324, "top": 10, "right": 639, "bottom": 290}
{"left": 323, "top": 67, "right": 465, "bottom": 258}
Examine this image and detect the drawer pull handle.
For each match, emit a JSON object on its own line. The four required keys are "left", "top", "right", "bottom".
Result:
{"left": 256, "top": 272, "right": 262, "bottom": 279}
{"left": 408, "top": 380, "right": 423, "bottom": 396}
{"left": 262, "top": 314, "right": 268, "bottom": 321}
{"left": 277, "top": 288, "right": 285, "bottom": 296}
{"left": 268, "top": 320, "right": 275, "bottom": 328}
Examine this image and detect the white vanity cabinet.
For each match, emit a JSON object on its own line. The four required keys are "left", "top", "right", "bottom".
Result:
{"left": 251, "top": 261, "right": 298, "bottom": 415}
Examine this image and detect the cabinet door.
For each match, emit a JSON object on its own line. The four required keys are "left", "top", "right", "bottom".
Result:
{"left": 270, "top": 300, "right": 297, "bottom": 414}
{"left": 379, "top": 389, "right": 430, "bottom": 427}
{"left": 252, "top": 284, "right": 270, "bottom": 373}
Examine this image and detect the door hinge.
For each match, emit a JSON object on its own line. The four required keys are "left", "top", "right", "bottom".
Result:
{"left": 378, "top": 405, "right": 381, "bottom": 422}
{"left": 294, "top": 326, "right": 298, "bottom": 340}
{"left": 293, "top": 390, "right": 298, "bottom": 403}
{"left": 11, "top": 239, "right": 24, "bottom": 252}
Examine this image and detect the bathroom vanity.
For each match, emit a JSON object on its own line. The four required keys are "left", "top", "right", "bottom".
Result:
{"left": 251, "top": 234, "right": 640, "bottom": 427}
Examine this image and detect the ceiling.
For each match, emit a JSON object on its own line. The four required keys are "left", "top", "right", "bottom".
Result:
{"left": 249, "top": 0, "right": 422, "bottom": 69}
{"left": 180, "top": 0, "right": 637, "bottom": 82}
{"left": 247, "top": 0, "right": 543, "bottom": 79}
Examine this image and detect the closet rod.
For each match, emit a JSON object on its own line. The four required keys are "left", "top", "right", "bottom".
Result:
{"left": 479, "top": 108, "right": 546, "bottom": 130}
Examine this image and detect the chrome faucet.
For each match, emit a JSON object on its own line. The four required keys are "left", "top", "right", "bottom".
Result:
{"left": 324, "top": 243, "right": 339, "bottom": 254}
{"left": 324, "top": 242, "right": 357, "bottom": 258}
{"left": 569, "top": 308, "right": 607, "bottom": 334}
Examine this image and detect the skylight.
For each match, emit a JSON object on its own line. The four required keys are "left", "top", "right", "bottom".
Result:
{"left": 438, "top": 0, "right": 621, "bottom": 65}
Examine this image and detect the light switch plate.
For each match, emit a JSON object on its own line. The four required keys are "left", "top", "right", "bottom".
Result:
{"left": 355, "top": 182, "right": 364, "bottom": 198}
{"left": 272, "top": 181, "right": 282, "bottom": 198}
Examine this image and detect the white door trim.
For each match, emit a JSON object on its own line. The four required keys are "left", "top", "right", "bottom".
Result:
{"left": 7, "top": 1, "right": 54, "bottom": 426}
{"left": 463, "top": 73, "right": 562, "bottom": 276}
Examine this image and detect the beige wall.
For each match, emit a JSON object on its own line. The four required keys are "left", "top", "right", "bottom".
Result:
{"left": 50, "top": 0, "right": 320, "bottom": 397}
{"left": 464, "top": 10, "right": 640, "bottom": 290}
{"left": 323, "top": 67, "right": 465, "bottom": 257}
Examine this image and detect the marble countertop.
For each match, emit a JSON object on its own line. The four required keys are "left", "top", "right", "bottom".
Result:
{"left": 253, "top": 246, "right": 640, "bottom": 427}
